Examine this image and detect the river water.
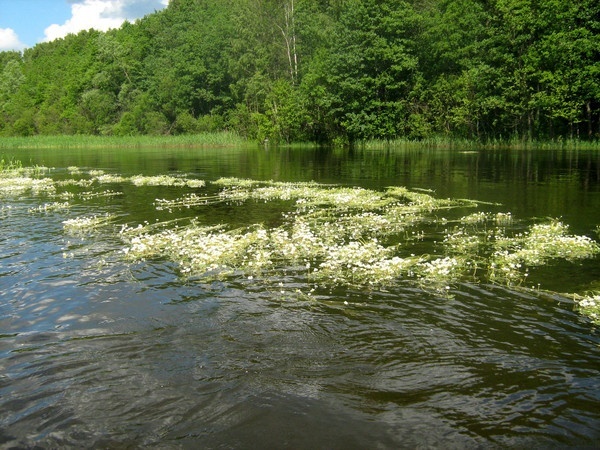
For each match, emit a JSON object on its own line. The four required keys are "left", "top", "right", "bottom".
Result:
{"left": 1, "top": 145, "right": 599, "bottom": 448}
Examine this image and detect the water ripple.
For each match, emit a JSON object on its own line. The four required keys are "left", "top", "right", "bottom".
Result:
{"left": 2, "top": 197, "right": 600, "bottom": 448}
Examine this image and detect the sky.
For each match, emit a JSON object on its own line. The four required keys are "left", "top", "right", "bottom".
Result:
{"left": 0, "top": 0, "right": 169, "bottom": 51}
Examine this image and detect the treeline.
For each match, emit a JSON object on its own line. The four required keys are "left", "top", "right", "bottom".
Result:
{"left": 1, "top": 0, "right": 599, "bottom": 144}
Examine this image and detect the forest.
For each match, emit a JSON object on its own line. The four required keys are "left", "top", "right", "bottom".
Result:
{"left": 0, "top": 0, "right": 598, "bottom": 144}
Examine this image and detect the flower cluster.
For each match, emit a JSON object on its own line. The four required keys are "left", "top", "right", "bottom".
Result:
{"left": 121, "top": 178, "right": 600, "bottom": 299}
{"left": 416, "top": 256, "right": 463, "bottom": 286}
{"left": 29, "top": 202, "right": 70, "bottom": 213}
{"left": 63, "top": 214, "right": 116, "bottom": 233}
{"left": 155, "top": 193, "right": 212, "bottom": 211}
{"left": 574, "top": 294, "right": 600, "bottom": 325}
{"left": 122, "top": 178, "right": 482, "bottom": 289}
{"left": 0, "top": 176, "right": 56, "bottom": 197}
{"left": 79, "top": 190, "right": 123, "bottom": 201}
{"left": 130, "top": 174, "right": 205, "bottom": 188}
{"left": 489, "top": 220, "right": 599, "bottom": 284}
{"left": 5, "top": 162, "right": 600, "bottom": 323}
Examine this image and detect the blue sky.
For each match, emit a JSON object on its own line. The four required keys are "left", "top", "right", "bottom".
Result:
{"left": 0, "top": 0, "right": 168, "bottom": 51}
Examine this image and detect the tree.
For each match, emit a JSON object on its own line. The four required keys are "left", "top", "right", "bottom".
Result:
{"left": 317, "top": 0, "right": 420, "bottom": 142}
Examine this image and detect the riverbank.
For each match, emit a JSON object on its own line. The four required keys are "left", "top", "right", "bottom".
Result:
{"left": 0, "top": 133, "right": 598, "bottom": 151}
{"left": 0, "top": 132, "right": 247, "bottom": 149}
{"left": 362, "top": 136, "right": 600, "bottom": 151}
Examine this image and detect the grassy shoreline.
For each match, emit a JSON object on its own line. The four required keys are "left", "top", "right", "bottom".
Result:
{"left": 0, "top": 132, "right": 248, "bottom": 149}
{"left": 0, "top": 133, "right": 598, "bottom": 150}
{"left": 360, "top": 136, "right": 600, "bottom": 151}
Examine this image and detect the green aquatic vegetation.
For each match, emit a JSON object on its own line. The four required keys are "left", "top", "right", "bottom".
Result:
{"left": 441, "top": 218, "right": 599, "bottom": 286}
{"left": 130, "top": 174, "right": 205, "bottom": 188}
{"left": 63, "top": 214, "right": 116, "bottom": 233}
{"left": 494, "top": 212, "right": 513, "bottom": 226}
{"left": 312, "top": 241, "right": 419, "bottom": 287}
{"left": 443, "top": 228, "right": 482, "bottom": 256}
{"left": 0, "top": 133, "right": 246, "bottom": 149}
{"left": 4, "top": 163, "right": 600, "bottom": 323}
{"left": 67, "top": 166, "right": 82, "bottom": 175}
{"left": 0, "top": 160, "right": 54, "bottom": 196}
{"left": 56, "top": 178, "right": 95, "bottom": 188}
{"left": 213, "top": 178, "right": 475, "bottom": 214}
{"left": 89, "top": 172, "right": 206, "bottom": 189}
{"left": 0, "top": 162, "right": 51, "bottom": 178}
{"left": 93, "top": 174, "right": 129, "bottom": 184}
{"left": 459, "top": 212, "right": 489, "bottom": 225}
{"left": 123, "top": 178, "right": 600, "bottom": 297}
{"left": 29, "top": 202, "right": 70, "bottom": 213}
{"left": 0, "top": 157, "right": 23, "bottom": 172}
{"left": 489, "top": 220, "right": 600, "bottom": 284}
{"left": 79, "top": 190, "right": 124, "bottom": 201}
{"left": 573, "top": 293, "right": 600, "bottom": 325}
{"left": 415, "top": 256, "right": 465, "bottom": 287}
{"left": 154, "top": 193, "right": 215, "bottom": 211}
{"left": 213, "top": 177, "right": 265, "bottom": 189}
{"left": 216, "top": 178, "right": 388, "bottom": 210}
{"left": 0, "top": 176, "right": 56, "bottom": 197}
{"left": 122, "top": 224, "right": 273, "bottom": 277}
{"left": 123, "top": 179, "right": 480, "bottom": 287}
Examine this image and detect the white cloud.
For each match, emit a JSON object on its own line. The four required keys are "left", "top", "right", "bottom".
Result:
{"left": 43, "top": 0, "right": 169, "bottom": 43}
{"left": 0, "top": 28, "right": 26, "bottom": 51}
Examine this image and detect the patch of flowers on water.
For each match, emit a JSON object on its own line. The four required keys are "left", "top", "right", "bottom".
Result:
{"left": 489, "top": 220, "right": 599, "bottom": 284}
{"left": 573, "top": 293, "right": 600, "bottom": 325}
{"left": 130, "top": 174, "right": 205, "bottom": 188}
{"left": 63, "top": 214, "right": 116, "bottom": 233}
{"left": 415, "top": 256, "right": 464, "bottom": 288}
{"left": 120, "top": 178, "right": 600, "bottom": 298}
{"left": 0, "top": 176, "right": 57, "bottom": 197}
{"left": 4, "top": 162, "right": 600, "bottom": 323}
{"left": 155, "top": 193, "right": 213, "bottom": 211}
{"left": 79, "top": 190, "right": 123, "bottom": 200}
{"left": 93, "top": 174, "right": 128, "bottom": 184}
{"left": 29, "top": 202, "right": 71, "bottom": 213}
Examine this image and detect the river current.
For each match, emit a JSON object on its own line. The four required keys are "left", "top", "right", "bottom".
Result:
{"left": 1, "top": 145, "right": 599, "bottom": 448}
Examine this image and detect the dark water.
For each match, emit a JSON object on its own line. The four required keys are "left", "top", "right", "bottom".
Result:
{"left": 1, "top": 146, "right": 599, "bottom": 448}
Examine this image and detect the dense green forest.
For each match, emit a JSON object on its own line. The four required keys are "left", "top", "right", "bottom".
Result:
{"left": 1, "top": 0, "right": 599, "bottom": 144}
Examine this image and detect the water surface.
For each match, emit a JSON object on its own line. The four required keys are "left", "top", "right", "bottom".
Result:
{"left": 1, "top": 145, "right": 599, "bottom": 448}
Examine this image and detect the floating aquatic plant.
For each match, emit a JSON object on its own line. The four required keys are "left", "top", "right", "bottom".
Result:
{"left": 130, "top": 174, "right": 205, "bottom": 188}
{"left": 573, "top": 293, "right": 600, "bottom": 325}
{"left": 155, "top": 193, "right": 213, "bottom": 211}
{"left": 121, "top": 178, "right": 600, "bottom": 298}
{"left": 56, "top": 178, "right": 95, "bottom": 188}
{"left": 79, "top": 190, "right": 123, "bottom": 201}
{"left": 29, "top": 202, "right": 70, "bottom": 213}
{"left": 489, "top": 220, "right": 599, "bottom": 284}
{"left": 459, "top": 211, "right": 489, "bottom": 225}
{"left": 0, "top": 176, "right": 57, "bottom": 197}
{"left": 63, "top": 214, "right": 116, "bottom": 233}
{"left": 5, "top": 162, "right": 600, "bottom": 323}
{"left": 93, "top": 174, "right": 128, "bottom": 184}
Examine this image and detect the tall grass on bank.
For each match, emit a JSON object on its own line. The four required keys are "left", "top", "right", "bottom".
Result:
{"left": 0, "top": 132, "right": 247, "bottom": 149}
{"left": 1, "top": 133, "right": 598, "bottom": 150}
{"left": 360, "top": 136, "right": 600, "bottom": 151}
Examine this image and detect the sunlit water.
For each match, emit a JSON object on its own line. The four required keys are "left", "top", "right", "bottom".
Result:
{"left": 1, "top": 146, "right": 599, "bottom": 448}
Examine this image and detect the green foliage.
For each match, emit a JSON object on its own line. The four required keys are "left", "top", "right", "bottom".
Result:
{"left": 0, "top": 0, "right": 598, "bottom": 143}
